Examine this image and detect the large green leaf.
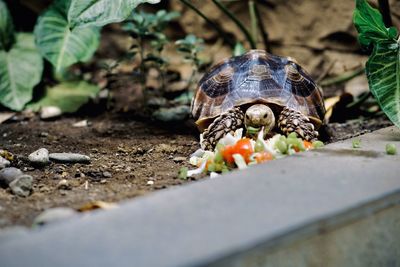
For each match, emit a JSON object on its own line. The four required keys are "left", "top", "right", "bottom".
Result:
{"left": 353, "top": 0, "right": 397, "bottom": 46}
{"left": 0, "top": 0, "right": 15, "bottom": 50}
{"left": 0, "top": 33, "right": 43, "bottom": 111}
{"left": 68, "top": 0, "right": 161, "bottom": 28}
{"left": 28, "top": 81, "right": 100, "bottom": 113}
{"left": 34, "top": 0, "right": 100, "bottom": 72}
{"left": 366, "top": 41, "right": 400, "bottom": 127}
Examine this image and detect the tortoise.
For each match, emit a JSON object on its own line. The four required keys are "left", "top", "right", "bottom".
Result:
{"left": 191, "top": 50, "right": 326, "bottom": 150}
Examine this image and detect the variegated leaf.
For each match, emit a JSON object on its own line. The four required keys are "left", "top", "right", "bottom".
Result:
{"left": 0, "top": 33, "right": 43, "bottom": 111}
{"left": 34, "top": 0, "right": 100, "bottom": 72}
{"left": 0, "top": 0, "right": 15, "bottom": 50}
{"left": 68, "top": 0, "right": 161, "bottom": 28}
{"left": 366, "top": 41, "right": 400, "bottom": 127}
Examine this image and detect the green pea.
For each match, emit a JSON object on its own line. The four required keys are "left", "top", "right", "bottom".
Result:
{"left": 276, "top": 140, "right": 288, "bottom": 154}
{"left": 221, "top": 166, "right": 230, "bottom": 173}
{"left": 352, "top": 139, "right": 361, "bottom": 148}
{"left": 286, "top": 138, "right": 303, "bottom": 150}
{"left": 214, "top": 151, "right": 224, "bottom": 163}
{"left": 386, "top": 143, "right": 397, "bottom": 155}
{"left": 207, "top": 163, "right": 216, "bottom": 172}
{"left": 312, "top": 140, "right": 324, "bottom": 148}
{"left": 178, "top": 167, "right": 188, "bottom": 180}
{"left": 287, "top": 132, "right": 297, "bottom": 139}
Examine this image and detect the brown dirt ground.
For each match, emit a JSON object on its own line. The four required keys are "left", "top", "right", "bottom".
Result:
{"left": 0, "top": 115, "right": 199, "bottom": 227}
{"left": 0, "top": 113, "right": 392, "bottom": 228}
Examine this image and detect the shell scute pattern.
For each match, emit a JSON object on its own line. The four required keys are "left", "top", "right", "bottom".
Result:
{"left": 192, "top": 50, "right": 325, "bottom": 129}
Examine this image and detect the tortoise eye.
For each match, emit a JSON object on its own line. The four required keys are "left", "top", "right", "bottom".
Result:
{"left": 263, "top": 113, "right": 268, "bottom": 118}
{"left": 246, "top": 114, "right": 250, "bottom": 120}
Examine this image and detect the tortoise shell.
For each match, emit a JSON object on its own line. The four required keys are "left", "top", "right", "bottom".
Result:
{"left": 191, "top": 50, "right": 325, "bottom": 131}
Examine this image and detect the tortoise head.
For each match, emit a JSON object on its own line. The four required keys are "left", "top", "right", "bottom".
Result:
{"left": 244, "top": 104, "right": 275, "bottom": 138}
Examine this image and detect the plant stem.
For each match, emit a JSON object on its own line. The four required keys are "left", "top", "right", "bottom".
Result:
{"left": 254, "top": 0, "right": 270, "bottom": 52}
{"left": 248, "top": 0, "right": 258, "bottom": 45}
{"left": 212, "top": 0, "right": 257, "bottom": 49}
{"left": 378, "top": 0, "right": 393, "bottom": 27}
{"left": 179, "top": 0, "right": 235, "bottom": 48}
{"left": 320, "top": 68, "right": 364, "bottom": 87}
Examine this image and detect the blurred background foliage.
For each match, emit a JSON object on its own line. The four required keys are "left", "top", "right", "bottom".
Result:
{"left": 1, "top": 0, "right": 400, "bottom": 122}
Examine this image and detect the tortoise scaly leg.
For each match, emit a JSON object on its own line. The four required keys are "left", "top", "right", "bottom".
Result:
{"left": 278, "top": 107, "right": 319, "bottom": 141}
{"left": 201, "top": 107, "right": 244, "bottom": 150}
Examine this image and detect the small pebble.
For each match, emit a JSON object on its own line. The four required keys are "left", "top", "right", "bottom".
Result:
{"left": 57, "top": 179, "right": 71, "bottom": 190}
{"left": 147, "top": 180, "right": 154, "bottom": 185}
{"left": 72, "top": 120, "right": 89, "bottom": 128}
{"left": 9, "top": 175, "right": 33, "bottom": 197}
{"left": 102, "top": 171, "right": 112, "bottom": 178}
{"left": 49, "top": 153, "right": 90, "bottom": 164}
{"left": 39, "top": 132, "right": 49, "bottom": 137}
{"left": 152, "top": 105, "right": 190, "bottom": 121}
{"left": 40, "top": 106, "right": 62, "bottom": 119}
{"left": 28, "top": 148, "right": 50, "bottom": 166}
{"left": 0, "top": 156, "right": 10, "bottom": 169}
{"left": 173, "top": 156, "right": 186, "bottom": 163}
{"left": 33, "top": 207, "right": 78, "bottom": 227}
{"left": 0, "top": 167, "right": 23, "bottom": 186}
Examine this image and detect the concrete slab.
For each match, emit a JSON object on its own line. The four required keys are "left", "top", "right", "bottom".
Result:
{"left": 0, "top": 127, "right": 399, "bottom": 267}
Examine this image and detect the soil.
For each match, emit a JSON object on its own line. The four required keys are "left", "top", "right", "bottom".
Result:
{"left": 0, "top": 114, "right": 199, "bottom": 228}
{"left": 0, "top": 113, "right": 392, "bottom": 228}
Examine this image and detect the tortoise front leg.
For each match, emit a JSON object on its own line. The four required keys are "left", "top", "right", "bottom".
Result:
{"left": 278, "top": 107, "right": 319, "bottom": 141}
{"left": 201, "top": 107, "right": 244, "bottom": 150}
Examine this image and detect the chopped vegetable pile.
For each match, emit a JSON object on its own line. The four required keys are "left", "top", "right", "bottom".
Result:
{"left": 181, "top": 129, "right": 324, "bottom": 179}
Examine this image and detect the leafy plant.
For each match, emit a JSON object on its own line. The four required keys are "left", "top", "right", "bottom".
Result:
{"left": 0, "top": 0, "right": 161, "bottom": 112}
{"left": 0, "top": 0, "right": 15, "bottom": 51}
{"left": 353, "top": 0, "right": 400, "bottom": 127}
{"left": 122, "top": 10, "right": 180, "bottom": 87}
{"left": 34, "top": 0, "right": 100, "bottom": 73}
{"left": 28, "top": 81, "right": 100, "bottom": 113}
{"left": 0, "top": 1, "right": 43, "bottom": 111}
{"left": 68, "top": 0, "right": 161, "bottom": 28}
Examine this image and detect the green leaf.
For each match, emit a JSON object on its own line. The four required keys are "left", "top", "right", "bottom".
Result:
{"left": 27, "top": 81, "right": 100, "bottom": 113}
{"left": 353, "top": 0, "right": 398, "bottom": 46}
{"left": 0, "top": 0, "right": 15, "bottom": 50}
{"left": 0, "top": 33, "right": 43, "bottom": 111}
{"left": 68, "top": 0, "right": 161, "bottom": 28}
{"left": 366, "top": 41, "right": 400, "bottom": 127}
{"left": 34, "top": 0, "right": 100, "bottom": 72}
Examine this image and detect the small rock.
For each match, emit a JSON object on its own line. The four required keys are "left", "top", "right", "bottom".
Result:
{"left": 28, "top": 148, "right": 50, "bottom": 166}
{"left": 147, "top": 180, "right": 154, "bottom": 185}
{"left": 0, "top": 167, "right": 23, "bottom": 186}
{"left": 152, "top": 105, "right": 190, "bottom": 122}
{"left": 57, "top": 179, "right": 71, "bottom": 190}
{"left": 49, "top": 153, "right": 90, "bottom": 164}
{"left": 173, "top": 156, "right": 186, "bottom": 163}
{"left": 40, "top": 106, "right": 62, "bottom": 119}
{"left": 72, "top": 120, "right": 89, "bottom": 128}
{"left": 39, "top": 132, "right": 49, "bottom": 137}
{"left": 102, "top": 171, "right": 112, "bottom": 178}
{"left": 0, "top": 156, "right": 10, "bottom": 169}
{"left": 9, "top": 175, "right": 33, "bottom": 197}
{"left": 33, "top": 207, "right": 78, "bottom": 227}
